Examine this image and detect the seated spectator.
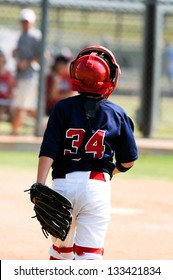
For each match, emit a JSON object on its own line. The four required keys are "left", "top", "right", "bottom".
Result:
{"left": 0, "top": 50, "right": 16, "bottom": 122}
{"left": 46, "top": 54, "right": 76, "bottom": 115}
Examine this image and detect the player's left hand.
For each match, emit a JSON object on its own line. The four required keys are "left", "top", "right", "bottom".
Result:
{"left": 25, "top": 183, "right": 73, "bottom": 241}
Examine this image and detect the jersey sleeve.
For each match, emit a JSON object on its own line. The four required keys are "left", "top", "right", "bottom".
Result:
{"left": 39, "top": 105, "right": 64, "bottom": 159}
{"left": 114, "top": 112, "right": 138, "bottom": 163}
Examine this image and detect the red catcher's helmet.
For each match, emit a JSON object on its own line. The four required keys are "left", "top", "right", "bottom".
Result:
{"left": 70, "top": 45, "right": 121, "bottom": 99}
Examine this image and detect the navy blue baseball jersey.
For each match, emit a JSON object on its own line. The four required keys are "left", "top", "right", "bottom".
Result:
{"left": 39, "top": 95, "right": 138, "bottom": 178}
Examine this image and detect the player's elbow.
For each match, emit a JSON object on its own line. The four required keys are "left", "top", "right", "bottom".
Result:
{"left": 121, "top": 161, "right": 135, "bottom": 169}
{"left": 114, "top": 160, "right": 136, "bottom": 173}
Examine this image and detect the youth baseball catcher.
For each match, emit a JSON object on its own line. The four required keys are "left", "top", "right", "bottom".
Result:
{"left": 26, "top": 45, "right": 138, "bottom": 260}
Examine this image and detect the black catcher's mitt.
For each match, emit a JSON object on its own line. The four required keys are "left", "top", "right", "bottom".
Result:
{"left": 25, "top": 183, "right": 73, "bottom": 241}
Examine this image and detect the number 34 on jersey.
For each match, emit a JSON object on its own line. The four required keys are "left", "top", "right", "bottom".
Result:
{"left": 64, "top": 128, "right": 106, "bottom": 159}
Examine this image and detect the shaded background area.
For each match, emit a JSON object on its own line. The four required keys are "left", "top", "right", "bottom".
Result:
{"left": 0, "top": 0, "right": 173, "bottom": 138}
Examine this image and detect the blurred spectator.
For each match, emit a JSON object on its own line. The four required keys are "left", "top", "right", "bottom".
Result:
{"left": 11, "top": 8, "right": 41, "bottom": 135}
{"left": 0, "top": 50, "right": 16, "bottom": 122}
{"left": 45, "top": 54, "right": 76, "bottom": 115}
{"left": 165, "top": 43, "right": 173, "bottom": 89}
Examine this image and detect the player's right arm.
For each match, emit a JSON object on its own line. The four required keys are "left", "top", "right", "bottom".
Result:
{"left": 112, "top": 160, "right": 135, "bottom": 175}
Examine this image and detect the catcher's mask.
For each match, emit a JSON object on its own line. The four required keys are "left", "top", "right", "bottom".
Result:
{"left": 70, "top": 45, "right": 121, "bottom": 99}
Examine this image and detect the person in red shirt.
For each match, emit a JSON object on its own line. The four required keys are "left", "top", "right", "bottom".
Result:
{"left": 0, "top": 50, "right": 16, "bottom": 122}
{"left": 46, "top": 54, "right": 76, "bottom": 115}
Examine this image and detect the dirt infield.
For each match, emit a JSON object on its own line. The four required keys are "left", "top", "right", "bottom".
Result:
{"left": 1, "top": 169, "right": 173, "bottom": 260}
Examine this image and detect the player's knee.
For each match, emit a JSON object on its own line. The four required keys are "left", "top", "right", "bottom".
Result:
{"left": 74, "top": 244, "right": 104, "bottom": 260}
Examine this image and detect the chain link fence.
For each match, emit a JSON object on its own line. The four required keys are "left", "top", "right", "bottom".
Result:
{"left": 0, "top": 0, "right": 173, "bottom": 138}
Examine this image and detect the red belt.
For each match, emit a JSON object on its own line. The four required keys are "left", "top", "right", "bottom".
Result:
{"left": 89, "top": 171, "right": 106, "bottom": 181}
{"left": 55, "top": 171, "right": 106, "bottom": 182}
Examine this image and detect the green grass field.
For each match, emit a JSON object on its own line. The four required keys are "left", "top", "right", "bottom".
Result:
{"left": 0, "top": 151, "right": 173, "bottom": 181}
{"left": 0, "top": 151, "right": 38, "bottom": 170}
